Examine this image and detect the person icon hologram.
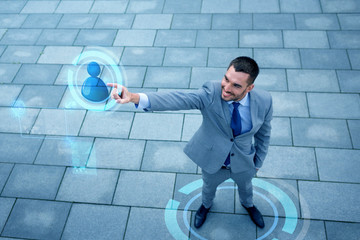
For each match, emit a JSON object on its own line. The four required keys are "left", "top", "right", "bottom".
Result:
{"left": 81, "top": 61, "right": 109, "bottom": 103}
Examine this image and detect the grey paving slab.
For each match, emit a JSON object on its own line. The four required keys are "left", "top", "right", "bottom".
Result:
{"left": 38, "top": 46, "right": 83, "bottom": 64}
{"left": 58, "top": 14, "right": 98, "bottom": 29}
{"left": 299, "top": 181, "right": 360, "bottom": 222}
{"left": 291, "top": 118, "right": 351, "bottom": 148}
{"left": 270, "top": 117, "right": 293, "bottom": 145}
{"left": 0, "top": 46, "right": 43, "bottom": 64}
{"left": 74, "top": 29, "right": 117, "bottom": 46}
{"left": 208, "top": 48, "right": 253, "bottom": 67}
{"left": 164, "top": 48, "right": 207, "bottom": 67}
{"left": 190, "top": 212, "right": 255, "bottom": 239}
{"left": 0, "top": 1, "right": 26, "bottom": 14}
{"left": 21, "top": 14, "right": 62, "bottom": 29}
{"left": 90, "top": 0, "right": 128, "bottom": 13}
{"left": 292, "top": 118, "right": 352, "bottom": 148}
{"left": 95, "top": 14, "right": 134, "bottom": 29}
{"left": 0, "top": 163, "right": 13, "bottom": 192}
{"left": 338, "top": 14, "right": 360, "bottom": 30}
{"left": 13, "top": 64, "right": 61, "bottom": 84}
{"left": 259, "top": 218, "right": 326, "bottom": 240}
{"left": 62, "top": 204, "right": 129, "bottom": 240}
{"left": 295, "top": 13, "right": 340, "bottom": 30}
{"left": 31, "top": 109, "right": 86, "bottom": 136}
{"left": 271, "top": 92, "right": 308, "bottom": 117}
{"left": 0, "top": 133, "right": 43, "bottom": 164}
{"left": 201, "top": 0, "right": 239, "bottom": 13}
{"left": 130, "top": 112, "right": 183, "bottom": 140}
{"left": 121, "top": 66, "right": 146, "bottom": 87}
{"left": 155, "top": 30, "right": 196, "bottom": 47}
{"left": 114, "top": 30, "right": 156, "bottom": 47}
{"left": 36, "top": 29, "right": 78, "bottom": 45}
{"left": 171, "top": 14, "right": 211, "bottom": 29}
{"left": 348, "top": 50, "right": 360, "bottom": 69}
{"left": 35, "top": 136, "right": 94, "bottom": 167}
{"left": 196, "top": 30, "right": 238, "bottom": 47}
{"left": 241, "top": 0, "right": 280, "bottom": 13}
{"left": 308, "top": 93, "right": 360, "bottom": 119}
{"left": 163, "top": 0, "right": 201, "bottom": 13}
{"left": 255, "top": 49, "right": 301, "bottom": 68}
{"left": 0, "top": 198, "right": 15, "bottom": 233}
{"left": 2, "top": 164, "right": 65, "bottom": 200}
{"left": 15, "top": 85, "right": 66, "bottom": 108}
{"left": 0, "top": 107, "right": 40, "bottom": 134}
{"left": 2, "top": 199, "right": 71, "bottom": 240}
{"left": 121, "top": 47, "right": 164, "bottom": 66}
{"left": 55, "top": 64, "right": 90, "bottom": 85}
{"left": 300, "top": 49, "right": 351, "bottom": 69}
{"left": 87, "top": 138, "right": 145, "bottom": 170}
{"left": 182, "top": 114, "right": 202, "bottom": 141}
{"left": 328, "top": 31, "right": 360, "bottom": 49}
{"left": 21, "top": 1, "right": 58, "bottom": 13}
{"left": 79, "top": 111, "right": 134, "bottom": 138}
{"left": 126, "top": 0, "right": 164, "bottom": 13}
{"left": 0, "top": 29, "right": 41, "bottom": 45}
{"left": 141, "top": 141, "right": 197, "bottom": 173}
{"left": 55, "top": 0, "right": 93, "bottom": 13}
{"left": 259, "top": 146, "right": 318, "bottom": 180}
{"left": 212, "top": 14, "right": 251, "bottom": 30}
{"left": 280, "top": 0, "right": 322, "bottom": 13}
{"left": 325, "top": 221, "right": 360, "bottom": 240}
{"left": 0, "top": 64, "right": 20, "bottom": 83}
{"left": 0, "top": 45, "right": 4, "bottom": 56}
{"left": 348, "top": 120, "right": 360, "bottom": 149}
{"left": 320, "top": 0, "right": 360, "bottom": 13}
{"left": 172, "top": 173, "right": 202, "bottom": 211}
{"left": 255, "top": 69, "right": 287, "bottom": 91}
{"left": 287, "top": 69, "right": 339, "bottom": 92}
{"left": 253, "top": 13, "right": 295, "bottom": 29}
{"left": 144, "top": 67, "right": 190, "bottom": 88}
{"left": 113, "top": 170, "right": 175, "bottom": 208}
{"left": 316, "top": 148, "right": 360, "bottom": 183}
{"left": 0, "top": 14, "right": 27, "bottom": 28}
{"left": 56, "top": 168, "right": 119, "bottom": 204}
{"left": 125, "top": 207, "right": 189, "bottom": 240}
{"left": 0, "top": 84, "right": 23, "bottom": 106}
{"left": 284, "top": 30, "right": 329, "bottom": 48}
{"left": 132, "top": 14, "right": 172, "bottom": 29}
{"left": 239, "top": 30, "right": 283, "bottom": 48}
{"left": 190, "top": 67, "right": 224, "bottom": 88}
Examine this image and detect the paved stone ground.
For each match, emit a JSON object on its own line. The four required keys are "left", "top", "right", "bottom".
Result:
{"left": 0, "top": 0, "right": 359, "bottom": 239}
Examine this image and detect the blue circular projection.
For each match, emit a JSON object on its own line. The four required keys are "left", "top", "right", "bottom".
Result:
{"left": 165, "top": 178, "right": 307, "bottom": 240}
{"left": 67, "top": 47, "right": 126, "bottom": 111}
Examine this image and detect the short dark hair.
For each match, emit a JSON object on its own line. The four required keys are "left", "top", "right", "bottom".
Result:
{"left": 227, "top": 56, "right": 259, "bottom": 85}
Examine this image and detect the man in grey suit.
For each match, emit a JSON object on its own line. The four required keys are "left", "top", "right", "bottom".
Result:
{"left": 108, "top": 56, "right": 273, "bottom": 229}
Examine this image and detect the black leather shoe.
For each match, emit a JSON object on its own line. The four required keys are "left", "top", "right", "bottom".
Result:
{"left": 194, "top": 204, "right": 210, "bottom": 228}
{"left": 242, "top": 204, "right": 265, "bottom": 228}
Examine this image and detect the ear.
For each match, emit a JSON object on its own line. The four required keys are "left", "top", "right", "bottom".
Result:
{"left": 247, "top": 84, "right": 255, "bottom": 92}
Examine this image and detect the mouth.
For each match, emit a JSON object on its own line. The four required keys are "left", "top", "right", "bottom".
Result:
{"left": 222, "top": 90, "right": 232, "bottom": 98}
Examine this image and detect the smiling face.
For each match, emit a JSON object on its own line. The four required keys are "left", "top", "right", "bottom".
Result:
{"left": 221, "top": 65, "right": 255, "bottom": 102}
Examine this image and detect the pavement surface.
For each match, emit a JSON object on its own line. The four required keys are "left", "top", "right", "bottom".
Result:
{"left": 0, "top": 0, "right": 359, "bottom": 239}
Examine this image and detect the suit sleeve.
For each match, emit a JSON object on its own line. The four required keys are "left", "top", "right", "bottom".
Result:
{"left": 253, "top": 95, "right": 273, "bottom": 169}
{"left": 145, "top": 81, "right": 216, "bottom": 111}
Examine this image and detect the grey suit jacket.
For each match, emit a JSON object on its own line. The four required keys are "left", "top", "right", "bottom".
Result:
{"left": 146, "top": 81, "right": 273, "bottom": 174}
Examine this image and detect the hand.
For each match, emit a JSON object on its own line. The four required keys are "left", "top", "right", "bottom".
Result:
{"left": 107, "top": 83, "right": 139, "bottom": 104}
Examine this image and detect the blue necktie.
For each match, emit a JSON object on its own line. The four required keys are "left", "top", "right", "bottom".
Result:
{"left": 224, "top": 102, "right": 242, "bottom": 166}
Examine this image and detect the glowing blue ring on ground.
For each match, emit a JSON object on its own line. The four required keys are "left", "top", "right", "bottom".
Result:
{"left": 67, "top": 50, "right": 124, "bottom": 111}
{"left": 165, "top": 178, "right": 299, "bottom": 240}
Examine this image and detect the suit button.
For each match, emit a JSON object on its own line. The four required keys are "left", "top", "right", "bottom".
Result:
{"left": 230, "top": 139, "right": 234, "bottom": 142}
{"left": 231, "top": 153, "right": 235, "bottom": 156}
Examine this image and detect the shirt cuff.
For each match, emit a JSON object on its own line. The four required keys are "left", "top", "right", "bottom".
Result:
{"left": 135, "top": 93, "right": 150, "bottom": 110}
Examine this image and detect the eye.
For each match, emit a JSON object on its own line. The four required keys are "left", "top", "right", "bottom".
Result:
{"left": 234, "top": 84, "right": 241, "bottom": 88}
